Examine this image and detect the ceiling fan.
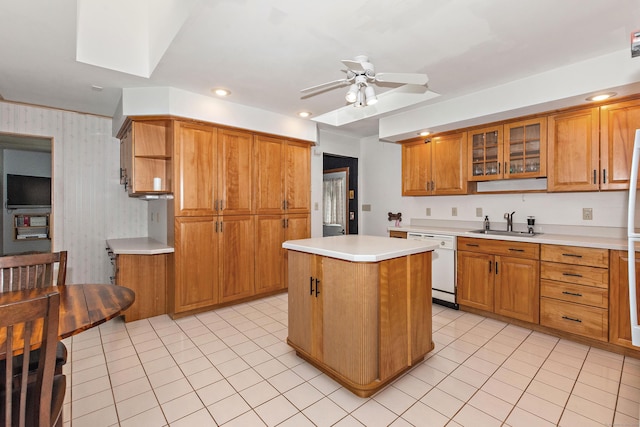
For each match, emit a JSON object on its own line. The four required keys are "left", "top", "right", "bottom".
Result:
{"left": 301, "top": 55, "right": 429, "bottom": 107}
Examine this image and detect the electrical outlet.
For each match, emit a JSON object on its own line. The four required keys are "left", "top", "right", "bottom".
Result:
{"left": 426, "top": 208, "right": 431, "bottom": 216}
{"left": 476, "top": 207, "right": 483, "bottom": 217}
{"left": 583, "top": 207, "right": 593, "bottom": 220}
{"left": 452, "top": 207, "right": 458, "bottom": 217}
{"left": 362, "top": 204, "right": 371, "bottom": 212}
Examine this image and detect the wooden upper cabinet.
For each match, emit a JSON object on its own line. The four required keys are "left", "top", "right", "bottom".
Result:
{"left": 173, "top": 121, "right": 217, "bottom": 216}
{"left": 401, "top": 132, "right": 467, "bottom": 196}
{"left": 503, "top": 118, "right": 547, "bottom": 179}
{"left": 119, "top": 119, "right": 173, "bottom": 195}
{"left": 255, "top": 136, "right": 285, "bottom": 214}
{"left": 468, "top": 126, "right": 504, "bottom": 181}
{"left": 431, "top": 132, "right": 468, "bottom": 194}
{"left": 285, "top": 140, "right": 311, "bottom": 213}
{"left": 600, "top": 99, "right": 640, "bottom": 190}
{"left": 401, "top": 139, "right": 431, "bottom": 195}
{"left": 547, "top": 107, "right": 600, "bottom": 192}
{"left": 217, "top": 129, "right": 254, "bottom": 215}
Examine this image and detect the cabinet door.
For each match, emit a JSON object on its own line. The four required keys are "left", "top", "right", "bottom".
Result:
{"left": 255, "top": 215, "right": 285, "bottom": 293}
{"left": 284, "top": 214, "right": 310, "bottom": 241}
{"left": 284, "top": 140, "right": 311, "bottom": 213}
{"left": 504, "top": 118, "right": 547, "bottom": 179}
{"left": 468, "top": 126, "right": 503, "bottom": 181}
{"left": 401, "top": 139, "right": 431, "bottom": 195}
{"left": 287, "top": 251, "right": 316, "bottom": 356}
{"left": 173, "top": 217, "right": 218, "bottom": 313}
{"left": 600, "top": 99, "right": 640, "bottom": 190}
{"left": 217, "top": 129, "right": 253, "bottom": 215}
{"left": 457, "top": 251, "right": 494, "bottom": 311}
{"left": 116, "top": 254, "right": 167, "bottom": 322}
{"left": 432, "top": 132, "right": 468, "bottom": 194}
{"left": 547, "top": 108, "right": 599, "bottom": 192}
{"left": 609, "top": 250, "right": 640, "bottom": 349}
{"left": 174, "top": 122, "right": 217, "bottom": 216}
{"left": 255, "top": 135, "right": 285, "bottom": 214}
{"left": 219, "top": 215, "right": 255, "bottom": 303}
{"left": 494, "top": 256, "right": 540, "bottom": 323}
{"left": 120, "top": 127, "right": 132, "bottom": 188}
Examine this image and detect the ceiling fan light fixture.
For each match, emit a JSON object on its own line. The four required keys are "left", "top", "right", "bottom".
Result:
{"left": 345, "top": 84, "right": 358, "bottom": 103}
{"left": 364, "top": 85, "right": 378, "bottom": 106}
{"left": 354, "top": 89, "right": 365, "bottom": 108}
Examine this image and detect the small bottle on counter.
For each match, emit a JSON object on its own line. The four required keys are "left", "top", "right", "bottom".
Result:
{"left": 484, "top": 215, "right": 490, "bottom": 231}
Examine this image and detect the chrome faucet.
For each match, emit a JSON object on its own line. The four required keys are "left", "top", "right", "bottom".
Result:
{"left": 504, "top": 211, "right": 515, "bottom": 232}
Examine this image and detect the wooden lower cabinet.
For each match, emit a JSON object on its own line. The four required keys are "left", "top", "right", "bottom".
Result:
{"left": 116, "top": 253, "right": 169, "bottom": 322}
{"left": 287, "top": 250, "right": 432, "bottom": 397}
{"left": 218, "top": 215, "right": 255, "bottom": 303}
{"left": 457, "top": 237, "right": 539, "bottom": 323}
{"left": 540, "top": 245, "right": 609, "bottom": 342}
{"left": 172, "top": 217, "right": 219, "bottom": 313}
{"left": 610, "top": 250, "right": 640, "bottom": 349}
{"left": 255, "top": 214, "right": 310, "bottom": 294}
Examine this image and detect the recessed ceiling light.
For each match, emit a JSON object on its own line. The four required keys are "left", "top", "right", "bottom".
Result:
{"left": 418, "top": 131, "right": 430, "bottom": 136}
{"left": 297, "top": 111, "right": 312, "bottom": 118}
{"left": 213, "top": 88, "right": 231, "bottom": 97}
{"left": 91, "top": 85, "right": 103, "bottom": 91}
{"left": 586, "top": 92, "right": 616, "bottom": 102}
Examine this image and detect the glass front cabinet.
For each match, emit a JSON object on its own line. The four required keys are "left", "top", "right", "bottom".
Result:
{"left": 468, "top": 118, "right": 547, "bottom": 181}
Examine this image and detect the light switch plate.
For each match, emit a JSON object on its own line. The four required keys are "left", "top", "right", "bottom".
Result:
{"left": 583, "top": 207, "right": 593, "bottom": 220}
{"left": 362, "top": 204, "right": 371, "bottom": 212}
{"left": 452, "top": 207, "right": 458, "bottom": 217}
{"left": 476, "top": 207, "right": 483, "bottom": 217}
{"left": 426, "top": 208, "right": 431, "bottom": 216}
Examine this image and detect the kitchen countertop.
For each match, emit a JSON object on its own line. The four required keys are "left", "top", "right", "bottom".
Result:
{"left": 106, "top": 237, "right": 174, "bottom": 255}
{"left": 387, "top": 224, "right": 627, "bottom": 250}
{"left": 283, "top": 235, "right": 438, "bottom": 262}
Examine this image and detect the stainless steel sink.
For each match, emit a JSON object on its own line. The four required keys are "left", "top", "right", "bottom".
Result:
{"left": 467, "top": 229, "right": 542, "bottom": 238}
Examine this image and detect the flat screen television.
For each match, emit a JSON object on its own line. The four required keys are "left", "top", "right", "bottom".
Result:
{"left": 6, "top": 174, "right": 51, "bottom": 209}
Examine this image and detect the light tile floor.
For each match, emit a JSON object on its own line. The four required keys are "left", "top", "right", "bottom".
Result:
{"left": 62, "top": 294, "right": 640, "bottom": 426}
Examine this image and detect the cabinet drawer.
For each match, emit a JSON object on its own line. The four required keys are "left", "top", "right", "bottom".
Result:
{"left": 389, "top": 231, "right": 407, "bottom": 239}
{"left": 541, "top": 245, "right": 608, "bottom": 268}
{"left": 458, "top": 237, "right": 539, "bottom": 259}
{"left": 540, "top": 280, "right": 608, "bottom": 308}
{"left": 541, "top": 261, "right": 608, "bottom": 289}
{"left": 540, "top": 298, "right": 608, "bottom": 342}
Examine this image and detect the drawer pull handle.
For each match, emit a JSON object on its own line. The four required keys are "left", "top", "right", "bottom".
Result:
{"left": 562, "top": 272, "right": 583, "bottom": 278}
{"left": 562, "top": 315, "right": 582, "bottom": 323}
{"left": 562, "top": 253, "right": 583, "bottom": 258}
{"left": 466, "top": 243, "right": 480, "bottom": 247}
{"left": 509, "top": 248, "right": 525, "bottom": 252}
{"left": 562, "top": 291, "right": 583, "bottom": 297}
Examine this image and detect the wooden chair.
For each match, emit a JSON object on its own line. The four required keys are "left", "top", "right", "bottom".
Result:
{"left": 0, "top": 291, "right": 66, "bottom": 427}
{"left": 0, "top": 251, "right": 67, "bottom": 292}
{"left": 0, "top": 252, "right": 68, "bottom": 375}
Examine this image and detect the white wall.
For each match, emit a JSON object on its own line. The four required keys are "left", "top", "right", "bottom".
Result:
{"left": 0, "top": 101, "right": 147, "bottom": 283}
{"left": 3, "top": 149, "right": 52, "bottom": 254}
{"left": 359, "top": 137, "right": 630, "bottom": 237}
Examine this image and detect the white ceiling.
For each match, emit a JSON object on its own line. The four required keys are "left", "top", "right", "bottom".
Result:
{"left": 1, "top": 0, "right": 640, "bottom": 138}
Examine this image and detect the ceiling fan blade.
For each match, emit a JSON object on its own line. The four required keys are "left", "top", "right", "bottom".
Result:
{"left": 375, "top": 72, "right": 429, "bottom": 85}
{"left": 300, "top": 79, "right": 349, "bottom": 93}
{"left": 341, "top": 59, "right": 365, "bottom": 72}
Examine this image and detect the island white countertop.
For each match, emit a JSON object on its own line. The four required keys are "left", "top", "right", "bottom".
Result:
{"left": 106, "top": 237, "right": 174, "bottom": 255}
{"left": 282, "top": 235, "right": 438, "bottom": 262}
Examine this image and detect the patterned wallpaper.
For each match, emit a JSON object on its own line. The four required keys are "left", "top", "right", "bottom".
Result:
{"left": 0, "top": 101, "right": 147, "bottom": 283}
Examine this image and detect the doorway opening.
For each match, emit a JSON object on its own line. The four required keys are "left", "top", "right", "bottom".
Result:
{"left": 323, "top": 154, "right": 358, "bottom": 236}
{"left": 0, "top": 133, "right": 53, "bottom": 256}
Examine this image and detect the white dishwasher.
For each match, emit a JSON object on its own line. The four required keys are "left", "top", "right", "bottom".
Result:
{"left": 407, "top": 232, "right": 458, "bottom": 309}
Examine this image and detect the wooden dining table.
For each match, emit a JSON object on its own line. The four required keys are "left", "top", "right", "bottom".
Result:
{"left": 0, "top": 283, "right": 135, "bottom": 341}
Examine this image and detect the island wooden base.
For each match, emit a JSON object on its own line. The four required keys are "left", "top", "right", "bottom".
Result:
{"left": 287, "top": 250, "right": 434, "bottom": 397}
{"left": 288, "top": 339, "right": 433, "bottom": 397}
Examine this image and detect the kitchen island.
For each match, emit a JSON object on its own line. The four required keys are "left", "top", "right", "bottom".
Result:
{"left": 283, "top": 235, "right": 438, "bottom": 397}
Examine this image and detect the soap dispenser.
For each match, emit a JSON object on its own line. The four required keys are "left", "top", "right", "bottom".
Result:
{"left": 483, "top": 215, "right": 490, "bottom": 231}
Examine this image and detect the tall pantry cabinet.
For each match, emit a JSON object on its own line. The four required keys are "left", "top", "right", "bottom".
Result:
{"left": 170, "top": 120, "right": 311, "bottom": 316}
